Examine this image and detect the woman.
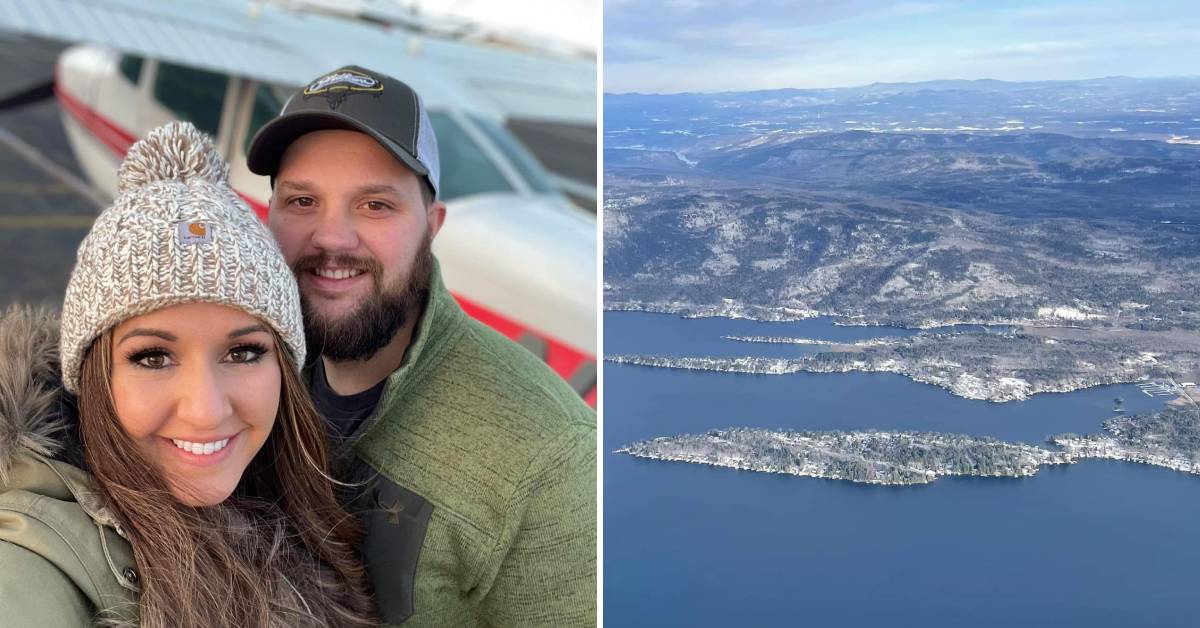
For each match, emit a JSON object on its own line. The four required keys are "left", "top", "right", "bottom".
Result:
{"left": 0, "top": 122, "right": 374, "bottom": 627}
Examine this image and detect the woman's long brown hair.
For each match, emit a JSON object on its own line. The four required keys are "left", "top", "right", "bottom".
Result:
{"left": 78, "top": 327, "right": 374, "bottom": 628}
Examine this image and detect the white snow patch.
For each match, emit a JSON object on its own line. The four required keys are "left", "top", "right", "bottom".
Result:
{"left": 1036, "top": 306, "right": 1106, "bottom": 321}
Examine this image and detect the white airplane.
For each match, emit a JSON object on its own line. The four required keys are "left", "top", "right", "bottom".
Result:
{"left": 0, "top": 0, "right": 597, "bottom": 402}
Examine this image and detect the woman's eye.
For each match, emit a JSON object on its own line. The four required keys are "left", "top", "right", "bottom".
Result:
{"left": 227, "top": 345, "right": 267, "bottom": 364}
{"left": 128, "top": 350, "right": 171, "bottom": 370}
{"left": 141, "top": 354, "right": 167, "bottom": 368}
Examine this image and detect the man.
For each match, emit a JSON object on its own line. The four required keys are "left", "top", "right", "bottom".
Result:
{"left": 245, "top": 66, "right": 596, "bottom": 627}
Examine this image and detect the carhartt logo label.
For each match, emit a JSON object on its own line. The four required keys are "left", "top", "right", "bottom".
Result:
{"left": 304, "top": 69, "right": 383, "bottom": 109}
{"left": 177, "top": 221, "right": 213, "bottom": 245}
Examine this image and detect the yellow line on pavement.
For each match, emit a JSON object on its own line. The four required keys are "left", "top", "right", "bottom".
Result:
{"left": 0, "top": 214, "right": 95, "bottom": 229}
{"left": 0, "top": 127, "right": 107, "bottom": 209}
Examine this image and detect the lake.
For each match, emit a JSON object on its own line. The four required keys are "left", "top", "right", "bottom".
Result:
{"left": 603, "top": 311, "right": 1199, "bottom": 627}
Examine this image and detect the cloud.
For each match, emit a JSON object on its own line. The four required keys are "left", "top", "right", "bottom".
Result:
{"left": 416, "top": 0, "right": 597, "bottom": 51}
{"left": 605, "top": 0, "right": 877, "bottom": 48}
{"left": 604, "top": 36, "right": 667, "bottom": 63}
{"left": 605, "top": 0, "right": 1200, "bottom": 93}
{"left": 604, "top": 0, "right": 910, "bottom": 72}
{"left": 960, "top": 40, "right": 1094, "bottom": 59}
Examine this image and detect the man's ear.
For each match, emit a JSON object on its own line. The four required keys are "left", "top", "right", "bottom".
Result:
{"left": 427, "top": 200, "right": 447, "bottom": 239}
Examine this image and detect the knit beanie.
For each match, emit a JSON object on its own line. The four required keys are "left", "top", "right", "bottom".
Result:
{"left": 60, "top": 121, "right": 304, "bottom": 393}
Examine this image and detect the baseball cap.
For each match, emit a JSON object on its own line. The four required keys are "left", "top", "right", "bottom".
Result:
{"left": 247, "top": 65, "right": 440, "bottom": 199}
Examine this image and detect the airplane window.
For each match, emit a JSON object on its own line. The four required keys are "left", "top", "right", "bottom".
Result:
{"left": 118, "top": 55, "right": 142, "bottom": 86}
{"left": 429, "top": 112, "right": 513, "bottom": 201}
{"left": 244, "top": 83, "right": 293, "bottom": 155}
{"left": 153, "top": 62, "right": 228, "bottom": 137}
{"left": 468, "top": 115, "right": 558, "bottom": 196}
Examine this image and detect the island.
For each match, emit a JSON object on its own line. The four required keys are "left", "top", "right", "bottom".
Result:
{"left": 617, "top": 428, "right": 1073, "bottom": 485}
{"left": 608, "top": 330, "right": 1200, "bottom": 402}
{"left": 617, "top": 407, "right": 1200, "bottom": 485}
{"left": 1052, "top": 405, "right": 1200, "bottom": 474}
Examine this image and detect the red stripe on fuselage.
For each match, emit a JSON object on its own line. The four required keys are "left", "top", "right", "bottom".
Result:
{"left": 54, "top": 81, "right": 136, "bottom": 157}
{"left": 58, "top": 79, "right": 272, "bottom": 223}
{"left": 237, "top": 191, "right": 270, "bottom": 222}
{"left": 456, "top": 293, "right": 596, "bottom": 403}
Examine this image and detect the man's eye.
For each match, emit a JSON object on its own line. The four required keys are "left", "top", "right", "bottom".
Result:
{"left": 364, "top": 200, "right": 391, "bottom": 212}
{"left": 290, "top": 196, "right": 316, "bottom": 208}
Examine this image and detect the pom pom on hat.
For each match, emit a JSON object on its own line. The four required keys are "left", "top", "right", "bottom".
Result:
{"left": 117, "top": 121, "right": 230, "bottom": 192}
{"left": 60, "top": 122, "right": 305, "bottom": 392}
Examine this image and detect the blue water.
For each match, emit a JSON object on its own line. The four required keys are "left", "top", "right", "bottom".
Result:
{"left": 603, "top": 311, "right": 1199, "bottom": 627}
{"left": 605, "top": 310, "right": 1016, "bottom": 359}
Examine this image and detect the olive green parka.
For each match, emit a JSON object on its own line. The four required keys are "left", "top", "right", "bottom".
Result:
{"left": 0, "top": 307, "right": 140, "bottom": 627}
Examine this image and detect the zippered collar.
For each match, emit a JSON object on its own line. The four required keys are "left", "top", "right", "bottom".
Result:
{"left": 341, "top": 259, "right": 467, "bottom": 448}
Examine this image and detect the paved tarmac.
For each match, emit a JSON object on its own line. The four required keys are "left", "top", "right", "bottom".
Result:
{"left": 0, "top": 34, "right": 98, "bottom": 310}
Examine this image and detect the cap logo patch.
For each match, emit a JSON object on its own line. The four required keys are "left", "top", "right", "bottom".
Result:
{"left": 304, "top": 70, "right": 383, "bottom": 110}
{"left": 177, "top": 220, "right": 213, "bottom": 245}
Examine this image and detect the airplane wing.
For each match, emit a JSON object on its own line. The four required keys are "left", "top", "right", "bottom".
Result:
{"left": 0, "top": 0, "right": 595, "bottom": 197}
{"left": 0, "top": 0, "right": 320, "bottom": 85}
{"left": 0, "top": 0, "right": 595, "bottom": 125}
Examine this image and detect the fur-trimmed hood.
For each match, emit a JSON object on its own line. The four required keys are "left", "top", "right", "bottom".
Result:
{"left": 0, "top": 304, "right": 70, "bottom": 484}
{"left": 0, "top": 304, "right": 118, "bottom": 529}
{"left": 0, "top": 305, "right": 141, "bottom": 626}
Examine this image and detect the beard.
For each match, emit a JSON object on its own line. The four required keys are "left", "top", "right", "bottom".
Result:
{"left": 294, "top": 231, "right": 434, "bottom": 363}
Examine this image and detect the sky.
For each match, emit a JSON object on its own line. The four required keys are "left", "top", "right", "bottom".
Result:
{"left": 604, "top": 0, "right": 1200, "bottom": 93}
{"left": 412, "top": 0, "right": 596, "bottom": 54}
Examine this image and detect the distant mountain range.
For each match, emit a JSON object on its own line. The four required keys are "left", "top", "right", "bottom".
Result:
{"left": 604, "top": 77, "right": 1200, "bottom": 330}
{"left": 607, "top": 76, "right": 1200, "bottom": 145}
{"left": 609, "top": 130, "right": 1200, "bottom": 221}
